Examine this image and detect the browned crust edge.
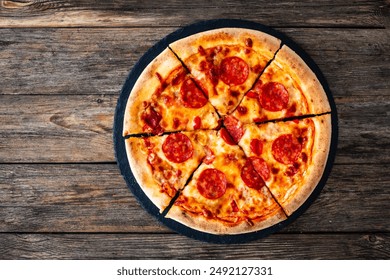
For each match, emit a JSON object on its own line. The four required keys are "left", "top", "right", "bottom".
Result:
{"left": 169, "top": 27, "right": 281, "bottom": 61}
{"left": 166, "top": 204, "right": 286, "bottom": 235}
{"left": 125, "top": 138, "right": 172, "bottom": 211}
{"left": 122, "top": 48, "right": 182, "bottom": 136}
{"left": 282, "top": 114, "right": 332, "bottom": 215}
{"left": 275, "top": 45, "right": 331, "bottom": 114}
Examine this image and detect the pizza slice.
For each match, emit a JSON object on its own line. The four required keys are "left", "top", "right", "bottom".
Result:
{"left": 125, "top": 130, "right": 212, "bottom": 211}
{"left": 231, "top": 45, "right": 331, "bottom": 124}
{"left": 169, "top": 28, "right": 281, "bottom": 116}
{"left": 123, "top": 48, "right": 219, "bottom": 136}
{"left": 237, "top": 114, "right": 332, "bottom": 215}
{"left": 166, "top": 130, "right": 286, "bottom": 234}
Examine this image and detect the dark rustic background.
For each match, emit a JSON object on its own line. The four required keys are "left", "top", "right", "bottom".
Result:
{"left": 0, "top": 0, "right": 389, "bottom": 259}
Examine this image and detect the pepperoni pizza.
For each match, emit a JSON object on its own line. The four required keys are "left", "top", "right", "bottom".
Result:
{"left": 122, "top": 28, "right": 332, "bottom": 235}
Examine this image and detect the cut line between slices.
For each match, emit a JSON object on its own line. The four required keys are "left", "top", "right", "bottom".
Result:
{"left": 123, "top": 35, "right": 333, "bottom": 225}
{"left": 158, "top": 112, "right": 332, "bottom": 219}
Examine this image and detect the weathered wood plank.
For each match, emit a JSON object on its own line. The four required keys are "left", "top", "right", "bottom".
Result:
{"left": 0, "top": 0, "right": 387, "bottom": 28}
{"left": 0, "top": 28, "right": 171, "bottom": 96}
{"left": 0, "top": 95, "right": 389, "bottom": 164}
{"left": 0, "top": 163, "right": 168, "bottom": 233}
{"left": 0, "top": 233, "right": 388, "bottom": 259}
{"left": 0, "top": 94, "right": 115, "bottom": 163}
{"left": 335, "top": 96, "right": 390, "bottom": 165}
{"left": 0, "top": 163, "right": 388, "bottom": 233}
{"left": 0, "top": 28, "right": 388, "bottom": 96}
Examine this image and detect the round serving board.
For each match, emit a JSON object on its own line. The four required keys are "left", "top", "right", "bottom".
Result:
{"left": 113, "top": 19, "right": 338, "bottom": 243}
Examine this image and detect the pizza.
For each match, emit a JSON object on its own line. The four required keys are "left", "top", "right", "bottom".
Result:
{"left": 122, "top": 27, "right": 332, "bottom": 235}
{"left": 123, "top": 48, "right": 219, "bottom": 136}
{"left": 166, "top": 130, "right": 286, "bottom": 234}
{"left": 169, "top": 29, "right": 280, "bottom": 115}
{"left": 126, "top": 130, "right": 209, "bottom": 210}
{"left": 237, "top": 115, "right": 331, "bottom": 216}
{"left": 231, "top": 45, "right": 331, "bottom": 123}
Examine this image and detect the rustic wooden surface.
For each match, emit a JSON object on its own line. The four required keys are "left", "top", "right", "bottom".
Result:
{"left": 0, "top": 0, "right": 389, "bottom": 259}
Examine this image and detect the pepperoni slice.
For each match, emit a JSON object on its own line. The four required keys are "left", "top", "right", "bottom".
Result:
{"left": 246, "top": 90, "right": 258, "bottom": 99}
{"left": 224, "top": 115, "right": 244, "bottom": 143}
{"left": 259, "top": 82, "right": 289, "bottom": 112}
{"left": 272, "top": 134, "right": 302, "bottom": 164}
{"left": 241, "top": 159, "right": 265, "bottom": 190}
{"left": 173, "top": 118, "right": 180, "bottom": 129}
{"left": 197, "top": 168, "right": 227, "bottom": 199}
{"left": 250, "top": 157, "right": 270, "bottom": 181}
{"left": 172, "top": 70, "right": 187, "bottom": 86}
{"left": 250, "top": 139, "right": 263, "bottom": 156}
{"left": 162, "top": 133, "right": 193, "bottom": 163}
{"left": 193, "top": 116, "right": 202, "bottom": 129}
{"left": 180, "top": 78, "right": 208, "bottom": 108}
{"left": 141, "top": 106, "right": 163, "bottom": 135}
{"left": 220, "top": 128, "right": 236, "bottom": 145}
{"left": 219, "top": 56, "right": 249, "bottom": 86}
{"left": 245, "top": 80, "right": 261, "bottom": 99}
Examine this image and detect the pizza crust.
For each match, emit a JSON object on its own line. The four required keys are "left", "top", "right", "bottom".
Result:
{"left": 123, "top": 48, "right": 182, "bottom": 136}
{"left": 282, "top": 114, "right": 332, "bottom": 215}
{"left": 275, "top": 45, "right": 331, "bottom": 115}
{"left": 122, "top": 27, "right": 333, "bottom": 237}
{"left": 170, "top": 27, "right": 281, "bottom": 62}
{"left": 169, "top": 28, "right": 282, "bottom": 116}
{"left": 167, "top": 203, "right": 286, "bottom": 235}
{"left": 125, "top": 138, "right": 172, "bottom": 211}
{"left": 164, "top": 130, "right": 288, "bottom": 235}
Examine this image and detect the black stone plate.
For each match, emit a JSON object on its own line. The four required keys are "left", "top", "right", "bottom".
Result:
{"left": 113, "top": 19, "right": 338, "bottom": 244}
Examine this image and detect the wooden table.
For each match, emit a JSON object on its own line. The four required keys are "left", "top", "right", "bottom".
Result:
{"left": 0, "top": 0, "right": 389, "bottom": 259}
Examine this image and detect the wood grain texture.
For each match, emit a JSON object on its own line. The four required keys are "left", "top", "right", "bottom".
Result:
{"left": 0, "top": 0, "right": 388, "bottom": 28}
{"left": 0, "top": 95, "right": 389, "bottom": 164}
{"left": 0, "top": 233, "right": 388, "bottom": 259}
{"left": 0, "top": 28, "right": 389, "bottom": 97}
{"left": 0, "top": 0, "right": 389, "bottom": 261}
{"left": 0, "top": 163, "right": 389, "bottom": 233}
{"left": 0, "top": 28, "right": 171, "bottom": 96}
{"left": 0, "top": 164, "right": 168, "bottom": 233}
{"left": 0, "top": 94, "right": 115, "bottom": 163}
